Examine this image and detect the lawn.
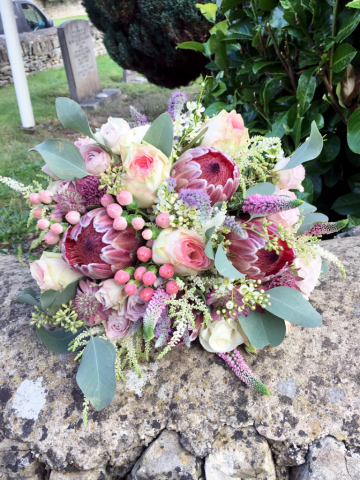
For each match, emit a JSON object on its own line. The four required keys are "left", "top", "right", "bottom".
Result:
{"left": 0, "top": 54, "right": 200, "bottom": 257}
{"left": 53, "top": 15, "right": 89, "bottom": 26}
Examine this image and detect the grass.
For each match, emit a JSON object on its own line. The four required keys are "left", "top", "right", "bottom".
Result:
{"left": 53, "top": 15, "right": 89, "bottom": 26}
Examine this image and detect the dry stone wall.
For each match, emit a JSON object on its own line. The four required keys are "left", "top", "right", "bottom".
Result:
{"left": 34, "top": 0, "right": 87, "bottom": 20}
{"left": 0, "top": 24, "right": 106, "bottom": 87}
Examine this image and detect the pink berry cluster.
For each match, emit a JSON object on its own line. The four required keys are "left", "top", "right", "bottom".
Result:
{"left": 29, "top": 191, "right": 66, "bottom": 246}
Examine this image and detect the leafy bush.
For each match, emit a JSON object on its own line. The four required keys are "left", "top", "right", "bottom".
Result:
{"left": 179, "top": 0, "right": 360, "bottom": 221}
{"left": 81, "top": 0, "right": 212, "bottom": 88}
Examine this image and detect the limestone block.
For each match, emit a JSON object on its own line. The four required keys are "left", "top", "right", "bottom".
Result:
{"left": 130, "top": 429, "right": 202, "bottom": 480}
{"left": 205, "top": 425, "right": 276, "bottom": 480}
{"left": 50, "top": 467, "right": 111, "bottom": 479}
{"left": 290, "top": 436, "right": 360, "bottom": 480}
{"left": 0, "top": 435, "right": 45, "bottom": 479}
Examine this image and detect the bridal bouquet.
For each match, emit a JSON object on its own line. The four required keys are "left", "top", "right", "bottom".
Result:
{"left": 4, "top": 90, "right": 347, "bottom": 414}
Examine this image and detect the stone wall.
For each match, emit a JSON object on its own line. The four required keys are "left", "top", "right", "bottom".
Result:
{"left": 34, "top": 0, "right": 87, "bottom": 20}
{"left": 0, "top": 24, "right": 106, "bottom": 87}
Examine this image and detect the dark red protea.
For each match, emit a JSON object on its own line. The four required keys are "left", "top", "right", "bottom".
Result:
{"left": 62, "top": 208, "right": 142, "bottom": 280}
{"left": 170, "top": 146, "right": 239, "bottom": 205}
{"left": 225, "top": 217, "right": 296, "bottom": 280}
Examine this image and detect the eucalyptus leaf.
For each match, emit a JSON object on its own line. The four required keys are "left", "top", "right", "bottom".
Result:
{"left": 36, "top": 326, "right": 86, "bottom": 354}
{"left": 296, "top": 212, "right": 328, "bottom": 234}
{"left": 76, "top": 337, "right": 116, "bottom": 411}
{"left": 16, "top": 290, "right": 44, "bottom": 311}
{"left": 205, "top": 226, "right": 215, "bottom": 241}
{"left": 205, "top": 241, "right": 215, "bottom": 260}
{"left": 47, "top": 281, "right": 80, "bottom": 316}
{"left": 142, "top": 113, "right": 174, "bottom": 158}
{"left": 239, "top": 310, "right": 286, "bottom": 349}
{"left": 298, "top": 201, "right": 317, "bottom": 215}
{"left": 245, "top": 182, "right": 275, "bottom": 197}
{"left": 56, "top": 97, "right": 95, "bottom": 140}
{"left": 267, "top": 286, "right": 322, "bottom": 327}
{"left": 30, "top": 139, "right": 88, "bottom": 180}
{"left": 280, "top": 122, "right": 323, "bottom": 170}
{"left": 40, "top": 290, "right": 60, "bottom": 310}
{"left": 215, "top": 242, "right": 245, "bottom": 279}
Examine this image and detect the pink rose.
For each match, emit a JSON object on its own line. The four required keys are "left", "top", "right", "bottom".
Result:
{"left": 47, "top": 180, "right": 73, "bottom": 196}
{"left": 152, "top": 227, "right": 213, "bottom": 275}
{"left": 30, "top": 252, "right": 83, "bottom": 292}
{"left": 199, "top": 110, "right": 249, "bottom": 154}
{"left": 74, "top": 136, "right": 91, "bottom": 149}
{"left": 104, "top": 306, "right": 131, "bottom": 339}
{"left": 80, "top": 144, "right": 111, "bottom": 176}
{"left": 95, "top": 279, "right": 127, "bottom": 310}
{"left": 100, "top": 117, "right": 130, "bottom": 154}
{"left": 267, "top": 187, "right": 300, "bottom": 228}
{"left": 294, "top": 253, "right": 322, "bottom": 299}
{"left": 273, "top": 157, "right": 306, "bottom": 192}
{"left": 125, "top": 287, "right": 148, "bottom": 321}
{"left": 123, "top": 143, "right": 171, "bottom": 208}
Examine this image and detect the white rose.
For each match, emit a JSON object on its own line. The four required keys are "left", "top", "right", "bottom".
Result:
{"left": 119, "top": 125, "right": 151, "bottom": 160}
{"left": 199, "top": 319, "right": 245, "bottom": 353}
{"left": 100, "top": 117, "right": 130, "bottom": 154}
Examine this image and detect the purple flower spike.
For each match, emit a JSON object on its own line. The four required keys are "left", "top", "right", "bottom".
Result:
{"left": 143, "top": 287, "right": 171, "bottom": 341}
{"left": 167, "top": 91, "right": 187, "bottom": 121}
{"left": 305, "top": 219, "right": 348, "bottom": 236}
{"left": 243, "top": 194, "right": 303, "bottom": 215}
{"left": 130, "top": 106, "right": 148, "bottom": 127}
{"left": 178, "top": 188, "right": 211, "bottom": 224}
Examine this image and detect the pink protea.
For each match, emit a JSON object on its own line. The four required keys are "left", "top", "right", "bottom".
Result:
{"left": 225, "top": 217, "right": 296, "bottom": 280}
{"left": 170, "top": 146, "right": 239, "bottom": 205}
{"left": 62, "top": 208, "right": 142, "bottom": 280}
{"left": 72, "top": 279, "right": 108, "bottom": 326}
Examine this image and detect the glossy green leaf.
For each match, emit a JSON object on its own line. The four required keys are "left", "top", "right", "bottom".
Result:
{"left": 56, "top": 97, "right": 95, "bottom": 141}
{"left": 215, "top": 242, "right": 245, "bottom": 279}
{"left": 280, "top": 0, "right": 306, "bottom": 27}
{"left": 348, "top": 107, "right": 360, "bottom": 154}
{"left": 267, "top": 286, "right": 322, "bottom": 327}
{"left": 336, "top": 9, "right": 360, "bottom": 42}
{"left": 47, "top": 281, "right": 79, "bottom": 316}
{"left": 76, "top": 337, "right": 116, "bottom": 411}
{"left": 36, "top": 326, "right": 86, "bottom": 354}
{"left": 143, "top": 113, "right": 174, "bottom": 158}
{"left": 40, "top": 290, "right": 60, "bottom": 310}
{"left": 239, "top": 310, "right": 286, "bottom": 349}
{"left": 221, "top": 0, "right": 243, "bottom": 13}
{"left": 332, "top": 44, "right": 357, "bottom": 73}
{"left": 265, "top": 111, "right": 289, "bottom": 139}
{"left": 297, "top": 68, "right": 317, "bottom": 114}
{"left": 258, "top": 0, "right": 277, "bottom": 10}
{"left": 209, "top": 32, "right": 228, "bottom": 70}
{"left": 30, "top": 139, "right": 88, "bottom": 180}
{"left": 346, "top": 0, "right": 360, "bottom": 7}
{"left": 313, "top": 1, "right": 335, "bottom": 51}
{"left": 210, "top": 20, "right": 228, "bottom": 35}
{"left": 281, "top": 122, "right": 323, "bottom": 170}
{"left": 226, "top": 19, "right": 254, "bottom": 40}
{"left": 317, "top": 134, "right": 341, "bottom": 163}
{"left": 269, "top": 6, "right": 290, "bottom": 28}
{"left": 197, "top": 3, "right": 217, "bottom": 22}
{"left": 253, "top": 62, "right": 277, "bottom": 74}
{"left": 245, "top": 182, "right": 275, "bottom": 197}
{"left": 319, "top": 260, "right": 328, "bottom": 280}
{"left": 205, "top": 102, "right": 228, "bottom": 117}
{"left": 331, "top": 193, "right": 360, "bottom": 215}
{"left": 177, "top": 41, "right": 205, "bottom": 53}
{"left": 348, "top": 174, "right": 360, "bottom": 194}
{"left": 297, "top": 212, "right": 328, "bottom": 234}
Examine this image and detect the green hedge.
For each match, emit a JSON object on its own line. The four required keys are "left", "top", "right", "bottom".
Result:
{"left": 180, "top": 0, "right": 360, "bottom": 222}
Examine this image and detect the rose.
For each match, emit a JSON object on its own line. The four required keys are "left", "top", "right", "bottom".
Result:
{"left": 104, "top": 305, "right": 131, "bottom": 339}
{"left": 119, "top": 125, "right": 151, "bottom": 160}
{"left": 95, "top": 279, "right": 127, "bottom": 309}
{"left": 75, "top": 136, "right": 91, "bottom": 149}
{"left": 125, "top": 287, "right": 148, "bottom": 321}
{"left": 79, "top": 144, "right": 111, "bottom": 176}
{"left": 152, "top": 227, "right": 213, "bottom": 275}
{"left": 267, "top": 187, "right": 300, "bottom": 228}
{"left": 30, "top": 252, "right": 83, "bottom": 291}
{"left": 199, "top": 110, "right": 249, "bottom": 154}
{"left": 199, "top": 319, "right": 245, "bottom": 353}
{"left": 122, "top": 143, "right": 171, "bottom": 208}
{"left": 273, "top": 157, "right": 306, "bottom": 192}
{"left": 46, "top": 180, "right": 73, "bottom": 196}
{"left": 100, "top": 117, "right": 130, "bottom": 154}
{"left": 294, "top": 253, "right": 322, "bottom": 299}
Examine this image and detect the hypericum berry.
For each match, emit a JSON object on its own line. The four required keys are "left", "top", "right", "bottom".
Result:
{"left": 140, "top": 287, "right": 154, "bottom": 302}
{"left": 159, "top": 264, "right": 174, "bottom": 279}
{"left": 137, "top": 246, "right": 152, "bottom": 262}
{"left": 132, "top": 217, "right": 145, "bottom": 230}
{"left": 39, "top": 190, "right": 53, "bottom": 204}
{"left": 114, "top": 270, "right": 130, "bottom": 285}
{"left": 107, "top": 203, "right": 123, "bottom": 219}
{"left": 29, "top": 193, "right": 41, "bottom": 205}
{"left": 65, "top": 211, "right": 81, "bottom": 225}
{"left": 50, "top": 223, "right": 63, "bottom": 235}
{"left": 156, "top": 213, "right": 170, "bottom": 228}
{"left": 146, "top": 240, "right": 154, "bottom": 247}
{"left": 134, "top": 266, "right": 147, "bottom": 281}
{"left": 142, "top": 271, "right": 157, "bottom": 286}
{"left": 37, "top": 219, "right": 50, "bottom": 230}
{"left": 116, "top": 190, "right": 133, "bottom": 206}
{"left": 113, "top": 217, "right": 127, "bottom": 230}
{"left": 49, "top": 213, "right": 63, "bottom": 222}
{"left": 166, "top": 281, "right": 179, "bottom": 295}
{"left": 33, "top": 207, "right": 43, "bottom": 219}
{"left": 100, "top": 194, "right": 114, "bottom": 207}
{"left": 142, "top": 229, "right": 153, "bottom": 240}
{"left": 125, "top": 282, "right": 137, "bottom": 295}
{"left": 44, "top": 232, "right": 60, "bottom": 245}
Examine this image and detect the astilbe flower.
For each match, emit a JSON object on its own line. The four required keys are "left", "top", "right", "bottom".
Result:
{"left": 167, "top": 91, "right": 187, "bottom": 121}
{"left": 143, "top": 287, "right": 170, "bottom": 341}
{"left": 171, "top": 146, "right": 239, "bottom": 206}
{"left": 225, "top": 217, "right": 296, "bottom": 280}
{"left": 305, "top": 219, "right": 348, "bottom": 236}
{"left": 242, "top": 194, "right": 303, "bottom": 215}
{"left": 217, "top": 348, "right": 270, "bottom": 395}
{"left": 73, "top": 280, "right": 108, "bottom": 326}
{"left": 177, "top": 188, "right": 211, "bottom": 224}
{"left": 130, "top": 106, "right": 148, "bottom": 127}
{"left": 53, "top": 187, "right": 87, "bottom": 216}
{"left": 223, "top": 216, "right": 245, "bottom": 239}
{"left": 62, "top": 208, "right": 142, "bottom": 279}
{"left": 76, "top": 176, "right": 105, "bottom": 207}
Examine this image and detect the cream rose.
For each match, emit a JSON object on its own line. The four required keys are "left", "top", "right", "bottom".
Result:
{"left": 119, "top": 125, "right": 151, "bottom": 161}
{"left": 30, "top": 252, "right": 83, "bottom": 291}
{"left": 95, "top": 279, "right": 127, "bottom": 310}
{"left": 294, "top": 253, "right": 322, "bottom": 299}
{"left": 273, "top": 157, "right": 306, "bottom": 192}
{"left": 100, "top": 117, "right": 130, "bottom": 154}
{"left": 199, "top": 319, "right": 245, "bottom": 353}
{"left": 122, "top": 143, "right": 171, "bottom": 208}
{"left": 199, "top": 110, "right": 249, "bottom": 154}
{"left": 152, "top": 227, "right": 213, "bottom": 275}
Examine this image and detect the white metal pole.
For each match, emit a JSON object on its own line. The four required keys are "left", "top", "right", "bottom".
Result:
{"left": 0, "top": 0, "right": 35, "bottom": 128}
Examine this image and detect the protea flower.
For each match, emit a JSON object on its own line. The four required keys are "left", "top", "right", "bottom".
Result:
{"left": 225, "top": 217, "right": 296, "bottom": 280}
{"left": 73, "top": 280, "right": 108, "bottom": 326}
{"left": 62, "top": 208, "right": 142, "bottom": 280}
{"left": 170, "top": 146, "right": 239, "bottom": 205}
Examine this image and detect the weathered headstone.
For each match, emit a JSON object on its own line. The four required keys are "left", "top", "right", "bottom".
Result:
{"left": 57, "top": 19, "right": 101, "bottom": 103}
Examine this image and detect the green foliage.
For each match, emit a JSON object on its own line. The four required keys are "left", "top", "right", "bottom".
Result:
{"left": 181, "top": 0, "right": 360, "bottom": 220}
{"left": 82, "top": 0, "right": 212, "bottom": 88}
{"left": 143, "top": 113, "right": 174, "bottom": 157}
{"left": 239, "top": 309, "right": 286, "bottom": 349}
{"left": 36, "top": 326, "right": 86, "bottom": 354}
